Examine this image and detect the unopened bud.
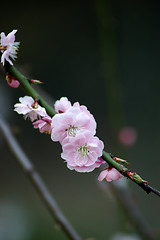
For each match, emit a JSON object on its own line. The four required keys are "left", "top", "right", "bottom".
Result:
{"left": 127, "top": 171, "right": 147, "bottom": 184}
{"left": 29, "top": 79, "right": 43, "bottom": 84}
{"left": 31, "top": 100, "right": 39, "bottom": 109}
{"left": 113, "top": 156, "right": 129, "bottom": 165}
{"left": 6, "top": 72, "right": 20, "bottom": 88}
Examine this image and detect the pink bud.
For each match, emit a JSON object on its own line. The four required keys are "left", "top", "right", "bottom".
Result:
{"left": 29, "top": 79, "right": 43, "bottom": 84}
{"left": 6, "top": 72, "right": 20, "bottom": 88}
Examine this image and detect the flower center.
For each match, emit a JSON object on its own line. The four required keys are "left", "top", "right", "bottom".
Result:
{"left": 24, "top": 111, "right": 40, "bottom": 122}
{"left": 78, "top": 146, "right": 90, "bottom": 157}
{"left": 9, "top": 42, "right": 20, "bottom": 60}
{"left": 67, "top": 126, "right": 79, "bottom": 137}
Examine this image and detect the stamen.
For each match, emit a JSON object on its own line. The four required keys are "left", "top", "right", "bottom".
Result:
{"left": 67, "top": 126, "right": 79, "bottom": 137}
{"left": 78, "top": 146, "right": 90, "bottom": 157}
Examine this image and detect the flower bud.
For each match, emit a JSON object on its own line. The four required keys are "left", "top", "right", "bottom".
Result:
{"left": 29, "top": 79, "right": 43, "bottom": 84}
{"left": 6, "top": 72, "right": 20, "bottom": 88}
{"left": 113, "top": 156, "right": 129, "bottom": 165}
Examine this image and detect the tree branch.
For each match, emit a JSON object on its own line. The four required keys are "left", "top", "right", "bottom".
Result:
{"left": 0, "top": 115, "right": 82, "bottom": 240}
{"left": 4, "top": 63, "right": 160, "bottom": 198}
{"left": 5, "top": 62, "right": 56, "bottom": 117}
{"left": 102, "top": 151, "right": 160, "bottom": 197}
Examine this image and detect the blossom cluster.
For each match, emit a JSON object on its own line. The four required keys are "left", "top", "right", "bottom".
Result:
{"left": 14, "top": 96, "right": 106, "bottom": 173}
{"left": 1, "top": 30, "right": 123, "bottom": 182}
{"left": 14, "top": 96, "right": 123, "bottom": 180}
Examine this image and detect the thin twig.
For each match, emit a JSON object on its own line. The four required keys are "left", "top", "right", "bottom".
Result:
{"left": 4, "top": 63, "right": 160, "bottom": 198}
{"left": 102, "top": 151, "right": 160, "bottom": 197}
{"left": 5, "top": 62, "right": 56, "bottom": 117}
{"left": 0, "top": 115, "right": 82, "bottom": 240}
{"left": 140, "top": 183, "right": 160, "bottom": 197}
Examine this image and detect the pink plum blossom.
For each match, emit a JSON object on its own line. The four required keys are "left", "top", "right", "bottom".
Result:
{"left": 6, "top": 72, "right": 20, "bottom": 88}
{"left": 51, "top": 106, "right": 97, "bottom": 143}
{"left": 61, "top": 131, "right": 104, "bottom": 172}
{"left": 14, "top": 96, "right": 47, "bottom": 122}
{"left": 0, "top": 30, "right": 20, "bottom": 66}
{"left": 73, "top": 102, "right": 95, "bottom": 120}
{"left": 54, "top": 97, "right": 95, "bottom": 121}
{"left": 33, "top": 116, "right": 52, "bottom": 134}
{"left": 54, "top": 97, "right": 71, "bottom": 113}
{"left": 98, "top": 167, "right": 123, "bottom": 182}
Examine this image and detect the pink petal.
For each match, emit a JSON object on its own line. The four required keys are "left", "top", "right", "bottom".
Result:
{"left": 98, "top": 169, "right": 108, "bottom": 182}
{"left": 7, "top": 79, "right": 20, "bottom": 88}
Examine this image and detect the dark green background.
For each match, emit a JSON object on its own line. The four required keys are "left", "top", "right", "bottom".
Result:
{"left": 0, "top": 1, "right": 160, "bottom": 239}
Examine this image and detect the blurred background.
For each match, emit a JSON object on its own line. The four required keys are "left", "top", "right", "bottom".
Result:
{"left": 0, "top": 0, "right": 160, "bottom": 239}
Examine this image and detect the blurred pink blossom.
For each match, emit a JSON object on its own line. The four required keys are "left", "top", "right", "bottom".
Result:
{"left": 0, "top": 30, "right": 20, "bottom": 66}
{"left": 98, "top": 167, "right": 123, "bottom": 182}
{"left": 118, "top": 126, "right": 137, "bottom": 146}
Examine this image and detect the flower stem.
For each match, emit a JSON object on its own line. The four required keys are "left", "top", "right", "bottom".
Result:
{"left": 5, "top": 62, "right": 56, "bottom": 117}
{"left": 4, "top": 63, "right": 160, "bottom": 198}
{"left": 102, "top": 151, "right": 160, "bottom": 197}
